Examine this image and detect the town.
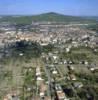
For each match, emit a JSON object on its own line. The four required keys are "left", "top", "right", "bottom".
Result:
{"left": 0, "top": 14, "right": 98, "bottom": 100}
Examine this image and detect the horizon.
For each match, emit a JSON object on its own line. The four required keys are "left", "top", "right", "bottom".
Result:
{"left": 0, "top": 12, "right": 98, "bottom": 17}
{"left": 0, "top": 0, "right": 98, "bottom": 16}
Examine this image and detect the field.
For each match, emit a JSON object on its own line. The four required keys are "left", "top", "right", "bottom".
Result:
{"left": 0, "top": 56, "right": 44, "bottom": 99}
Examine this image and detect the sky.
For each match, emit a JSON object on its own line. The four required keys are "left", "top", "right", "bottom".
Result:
{"left": 0, "top": 0, "right": 98, "bottom": 16}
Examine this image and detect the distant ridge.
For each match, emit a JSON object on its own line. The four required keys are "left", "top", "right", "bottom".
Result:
{"left": 82, "top": 16, "right": 98, "bottom": 21}
{"left": 0, "top": 12, "right": 96, "bottom": 24}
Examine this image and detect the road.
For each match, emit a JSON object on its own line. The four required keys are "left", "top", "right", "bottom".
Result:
{"left": 43, "top": 63, "right": 52, "bottom": 97}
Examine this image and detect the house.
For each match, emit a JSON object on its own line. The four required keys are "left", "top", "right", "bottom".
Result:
{"left": 54, "top": 60, "right": 58, "bottom": 64}
{"left": 84, "top": 61, "right": 88, "bottom": 65}
{"left": 72, "top": 82, "right": 83, "bottom": 88}
{"left": 36, "top": 71, "right": 41, "bottom": 76}
{"left": 56, "top": 91, "right": 66, "bottom": 100}
{"left": 64, "top": 60, "right": 67, "bottom": 64}
{"left": 36, "top": 67, "right": 41, "bottom": 76}
{"left": 66, "top": 48, "right": 70, "bottom": 53}
{"left": 67, "top": 65, "right": 74, "bottom": 71}
{"left": 52, "top": 70, "right": 58, "bottom": 75}
{"left": 19, "top": 53, "right": 23, "bottom": 56}
{"left": 3, "top": 93, "right": 19, "bottom": 100}
{"left": 37, "top": 76, "right": 43, "bottom": 81}
{"left": 40, "top": 92, "right": 44, "bottom": 98}
{"left": 69, "top": 74, "right": 76, "bottom": 80}
{"left": 55, "top": 84, "right": 62, "bottom": 92}
{"left": 90, "top": 67, "right": 98, "bottom": 72}
{"left": 72, "top": 41, "right": 78, "bottom": 47}
{"left": 55, "top": 84, "right": 69, "bottom": 100}
{"left": 53, "top": 55, "right": 58, "bottom": 60}
{"left": 80, "top": 61, "right": 88, "bottom": 65}
{"left": 40, "top": 42, "right": 49, "bottom": 46}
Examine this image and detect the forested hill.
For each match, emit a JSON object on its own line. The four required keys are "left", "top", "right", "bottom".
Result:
{"left": 0, "top": 12, "right": 97, "bottom": 24}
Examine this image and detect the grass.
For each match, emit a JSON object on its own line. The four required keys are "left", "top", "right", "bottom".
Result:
{"left": 60, "top": 46, "right": 98, "bottom": 63}
{"left": 0, "top": 54, "right": 44, "bottom": 98}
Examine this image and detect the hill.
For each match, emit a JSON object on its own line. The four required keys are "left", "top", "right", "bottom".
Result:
{"left": 82, "top": 16, "right": 98, "bottom": 21}
{"left": 0, "top": 12, "right": 97, "bottom": 24}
